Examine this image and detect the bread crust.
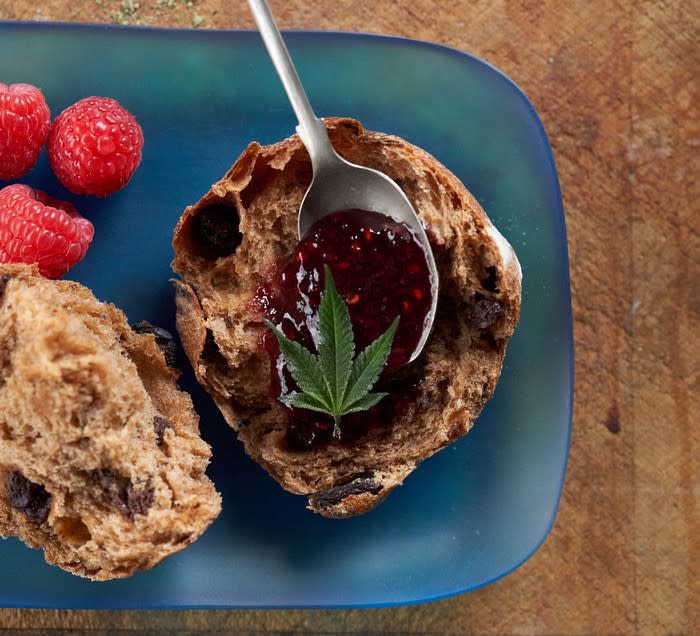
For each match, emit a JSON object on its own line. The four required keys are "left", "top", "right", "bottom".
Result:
{"left": 172, "top": 118, "right": 521, "bottom": 517}
{"left": 0, "top": 264, "right": 221, "bottom": 579}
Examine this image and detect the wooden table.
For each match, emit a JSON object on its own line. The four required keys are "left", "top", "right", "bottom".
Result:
{"left": 1, "top": 1, "right": 697, "bottom": 634}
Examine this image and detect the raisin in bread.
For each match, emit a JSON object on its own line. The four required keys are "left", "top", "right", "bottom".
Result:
{"left": 0, "top": 265, "right": 221, "bottom": 580}
{"left": 172, "top": 118, "right": 521, "bottom": 518}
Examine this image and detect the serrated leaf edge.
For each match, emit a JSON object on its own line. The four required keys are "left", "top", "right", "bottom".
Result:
{"left": 317, "top": 265, "right": 355, "bottom": 412}
{"left": 341, "top": 316, "right": 399, "bottom": 410}
{"left": 283, "top": 392, "right": 335, "bottom": 415}
{"left": 341, "top": 391, "right": 389, "bottom": 415}
{"left": 264, "top": 319, "right": 332, "bottom": 410}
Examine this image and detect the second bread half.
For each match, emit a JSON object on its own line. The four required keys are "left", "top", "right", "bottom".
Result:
{"left": 0, "top": 265, "right": 221, "bottom": 580}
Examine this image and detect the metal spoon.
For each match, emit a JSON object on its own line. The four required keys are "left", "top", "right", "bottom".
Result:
{"left": 248, "top": 0, "right": 438, "bottom": 362}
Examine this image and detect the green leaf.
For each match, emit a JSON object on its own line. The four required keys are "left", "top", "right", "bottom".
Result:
{"left": 264, "top": 275, "right": 401, "bottom": 438}
{"left": 342, "top": 316, "right": 399, "bottom": 409}
{"left": 282, "top": 392, "right": 335, "bottom": 415}
{"left": 317, "top": 265, "right": 355, "bottom": 411}
{"left": 264, "top": 319, "right": 332, "bottom": 410}
{"left": 341, "top": 391, "right": 389, "bottom": 415}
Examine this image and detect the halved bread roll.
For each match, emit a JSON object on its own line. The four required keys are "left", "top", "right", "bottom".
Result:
{"left": 172, "top": 118, "right": 521, "bottom": 518}
{"left": 0, "top": 264, "right": 221, "bottom": 579}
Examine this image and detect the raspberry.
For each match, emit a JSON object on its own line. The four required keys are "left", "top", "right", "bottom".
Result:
{"left": 0, "top": 184, "right": 94, "bottom": 278}
{"left": 0, "top": 83, "right": 51, "bottom": 180}
{"left": 47, "top": 96, "right": 143, "bottom": 197}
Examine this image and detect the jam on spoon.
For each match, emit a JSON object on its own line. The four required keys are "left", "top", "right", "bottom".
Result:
{"left": 255, "top": 208, "right": 433, "bottom": 450}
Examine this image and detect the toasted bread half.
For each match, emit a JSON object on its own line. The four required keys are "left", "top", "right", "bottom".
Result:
{"left": 0, "top": 265, "right": 221, "bottom": 579}
{"left": 172, "top": 118, "right": 521, "bottom": 518}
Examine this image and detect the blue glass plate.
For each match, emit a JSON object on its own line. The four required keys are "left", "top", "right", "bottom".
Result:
{"left": 0, "top": 21, "right": 572, "bottom": 608}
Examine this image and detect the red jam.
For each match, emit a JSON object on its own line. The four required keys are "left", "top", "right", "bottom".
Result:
{"left": 254, "top": 209, "right": 433, "bottom": 450}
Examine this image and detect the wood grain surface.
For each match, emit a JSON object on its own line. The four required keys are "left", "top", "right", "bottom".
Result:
{"left": 0, "top": 1, "right": 697, "bottom": 634}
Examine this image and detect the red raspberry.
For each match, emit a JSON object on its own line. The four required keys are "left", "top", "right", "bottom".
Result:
{"left": 0, "top": 184, "right": 94, "bottom": 279}
{"left": 0, "top": 83, "right": 51, "bottom": 180}
{"left": 47, "top": 96, "right": 143, "bottom": 197}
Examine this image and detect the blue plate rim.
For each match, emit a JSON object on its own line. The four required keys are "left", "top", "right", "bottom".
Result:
{"left": 0, "top": 20, "right": 573, "bottom": 607}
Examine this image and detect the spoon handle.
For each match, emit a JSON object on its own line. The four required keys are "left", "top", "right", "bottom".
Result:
{"left": 247, "top": 0, "right": 337, "bottom": 168}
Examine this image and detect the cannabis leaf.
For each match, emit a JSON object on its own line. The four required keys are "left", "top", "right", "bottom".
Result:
{"left": 265, "top": 265, "right": 399, "bottom": 439}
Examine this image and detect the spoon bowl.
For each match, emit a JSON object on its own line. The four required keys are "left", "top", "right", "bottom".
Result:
{"left": 248, "top": 0, "right": 439, "bottom": 361}
{"left": 296, "top": 132, "right": 428, "bottom": 239}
